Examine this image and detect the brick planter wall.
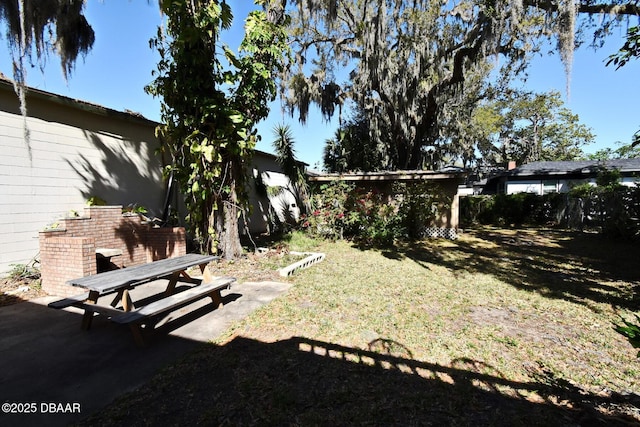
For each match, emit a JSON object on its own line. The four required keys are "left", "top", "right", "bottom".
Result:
{"left": 39, "top": 206, "right": 186, "bottom": 297}
{"left": 39, "top": 236, "right": 96, "bottom": 297}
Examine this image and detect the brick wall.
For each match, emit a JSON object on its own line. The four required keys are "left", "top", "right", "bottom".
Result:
{"left": 39, "top": 206, "right": 186, "bottom": 297}
{"left": 39, "top": 236, "right": 96, "bottom": 297}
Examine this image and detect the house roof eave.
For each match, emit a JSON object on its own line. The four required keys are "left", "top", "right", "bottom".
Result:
{"left": 1, "top": 76, "right": 291, "bottom": 164}
{"left": 505, "top": 160, "right": 640, "bottom": 178}
{"left": 308, "top": 170, "right": 467, "bottom": 182}
{"left": 0, "top": 76, "right": 159, "bottom": 127}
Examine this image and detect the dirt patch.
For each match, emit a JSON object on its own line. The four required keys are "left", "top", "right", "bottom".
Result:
{"left": 467, "top": 305, "right": 581, "bottom": 347}
{"left": 0, "top": 276, "right": 47, "bottom": 307}
{"left": 205, "top": 250, "right": 299, "bottom": 283}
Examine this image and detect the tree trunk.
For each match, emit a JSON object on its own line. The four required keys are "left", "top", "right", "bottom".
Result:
{"left": 214, "top": 173, "right": 243, "bottom": 260}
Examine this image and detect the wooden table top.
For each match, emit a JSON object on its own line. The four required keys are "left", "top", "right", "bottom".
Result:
{"left": 67, "top": 253, "right": 219, "bottom": 294}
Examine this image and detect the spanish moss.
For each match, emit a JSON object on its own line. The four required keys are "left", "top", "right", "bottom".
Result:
{"left": 283, "top": 0, "right": 637, "bottom": 170}
{"left": 0, "top": 0, "right": 95, "bottom": 159}
{"left": 557, "top": 0, "right": 576, "bottom": 98}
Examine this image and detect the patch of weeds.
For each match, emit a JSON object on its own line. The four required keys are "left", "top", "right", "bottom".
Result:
{"left": 8, "top": 263, "right": 40, "bottom": 281}
{"left": 1, "top": 261, "right": 45, "bottom": 306}
{"left": 122, "top": 204, "right": 148, "bottom": 215}
{"left": 283, "top": 230, "right": 322, "bottom": 252}
{"left": 492, "top": 334, "right": 519, "bottom": 348}
{"left": 614, "top": 313, "right": 640, "bottom": 357}
{"left": 258, "top": 251, "right": 308, "bottom": 271}
{"left": 624, "top": 368, "right": 639, "bottom": 377}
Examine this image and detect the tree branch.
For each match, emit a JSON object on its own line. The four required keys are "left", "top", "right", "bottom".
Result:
{"left": 526, "top": 0, "right": 640, "bottom": 16}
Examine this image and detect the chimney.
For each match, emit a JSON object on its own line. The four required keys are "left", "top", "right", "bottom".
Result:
{"left": 507, "top": 161, "right": 517, "bottom": 170}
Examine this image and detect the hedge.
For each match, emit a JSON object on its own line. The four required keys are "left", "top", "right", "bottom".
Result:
{"left": 460, "top": 187, "right": 640, "bottom": 239}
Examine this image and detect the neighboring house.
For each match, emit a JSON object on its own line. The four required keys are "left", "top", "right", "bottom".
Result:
{"left": 484, "top": 160, "right": 640, "bottom": 195}
{"left": 309, "top": 169, "right": 466, "bottom": 238}
{"left": 0, "top": 78, "right": 300, "bottom": 274}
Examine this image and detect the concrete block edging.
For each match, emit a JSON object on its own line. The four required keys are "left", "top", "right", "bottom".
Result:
{"left": 277, "top": 252, "right": 326, "bottom": 277}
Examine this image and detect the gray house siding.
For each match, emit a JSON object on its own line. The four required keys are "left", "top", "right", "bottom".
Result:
{"left": 0, "top": 79, "right": 299, "bottom": 274}
{"left": 0, "top": 80, "right": 164, "bottom": 274}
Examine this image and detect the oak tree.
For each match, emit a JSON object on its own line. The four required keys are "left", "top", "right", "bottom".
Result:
{"left": 491, "top": 91, "right": 594, "bottom": 164}
{"left": 282, "top": 0, "right": 639, "bottom": 170}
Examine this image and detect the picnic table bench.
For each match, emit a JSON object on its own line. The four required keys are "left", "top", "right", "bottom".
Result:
{"left": 111, "top": 276, "right": 234, "bottom": 346}
{"left": 48, "top": 253, "right": 235, "bottom": 346}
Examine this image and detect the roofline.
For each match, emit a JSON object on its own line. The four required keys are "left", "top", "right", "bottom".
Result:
{"left": 508, "top": 171, "right": 584, "bottom": 177}
{"left": 506, "top": 168, "right": 640, "bottom": 178}
{"left": 253, "top": 149, "right": 309, "bottom": 167}
{"left": 0, "top": 77, "right": 158, "bottom": 127}
{"left": 309, "top": 170, "right": 466, "bottom": 182}
{"left": 505, "top": 160, "right": 640, "bottom": 178}
{"left": 0, "top": 76, "right": 297, "bottom": 164}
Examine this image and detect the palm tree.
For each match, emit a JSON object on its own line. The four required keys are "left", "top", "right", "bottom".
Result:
{"left": 323, "top": 130, "right": 348, "bottom": 173}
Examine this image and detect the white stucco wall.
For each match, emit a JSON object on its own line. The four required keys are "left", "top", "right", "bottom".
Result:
{"left": 247, "top": 152, "right": 301, "bottom": 235}
{"left": 506, "top": 180, "right": 542, "bottom": 195}
{"left": 0, "top": 85, "right": 164, "bottom": 275}
{"left": 260, "top": 169, "right": 300, "bottom": 222}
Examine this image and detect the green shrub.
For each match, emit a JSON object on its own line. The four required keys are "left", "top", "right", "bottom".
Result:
{"left": 284, "top": 230, "right": 322, "bottom": 252}
{"left": 460, "top": 195, "right": 494, "bottom": 226}
{"left": 462, "top": 193, "right": 546, "bottom": 227}
{"left": 394, "top": 181, "right": 445, "bottom": 239}
{"left": 301, "top": 180, "right": 353, "bottom": 240}
{"left": 302, "top": 180, "right": 449, "bottom": 246}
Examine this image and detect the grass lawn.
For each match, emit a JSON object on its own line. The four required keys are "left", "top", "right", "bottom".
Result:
{"left": 83, "top": 228, "right": 640, "bottom": 426}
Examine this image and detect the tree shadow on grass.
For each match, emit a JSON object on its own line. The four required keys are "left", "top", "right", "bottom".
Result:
{"left": 377, "top": 228, "right": 640, "bottom": 313}
{"left": 80, "top": 335, "right": 640, "bottom": 426}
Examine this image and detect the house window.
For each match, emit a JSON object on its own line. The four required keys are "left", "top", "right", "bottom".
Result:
{"left": 542, "top": 180, "right": 558, "bottom": 194}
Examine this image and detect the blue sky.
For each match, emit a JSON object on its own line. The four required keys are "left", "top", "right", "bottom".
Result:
{"left": 1, "top": 1, "right": 638, "bottom": 170}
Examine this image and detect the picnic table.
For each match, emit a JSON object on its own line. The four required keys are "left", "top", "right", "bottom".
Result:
{"left": 49, "top": 253, "right": 235, "bottom": 346}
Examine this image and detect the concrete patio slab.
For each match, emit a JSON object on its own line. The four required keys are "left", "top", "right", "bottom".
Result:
{"left": 0, "top": 279, "right": 292, "bottom": 427}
